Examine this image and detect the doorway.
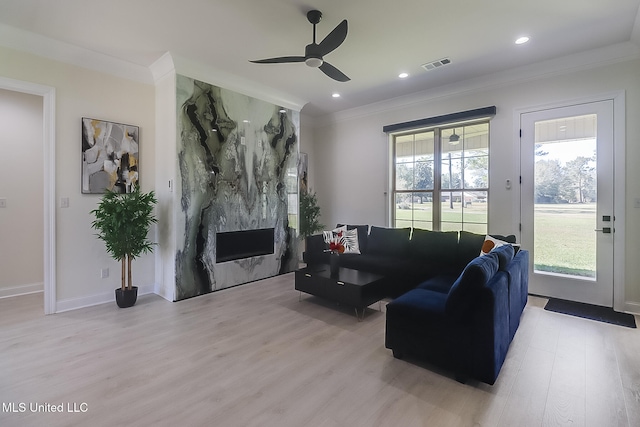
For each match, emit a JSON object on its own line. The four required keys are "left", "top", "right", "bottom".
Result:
{"left": 0, "top": 77, "right": 56, "bottom": 314}
{"left": 519, "top": 96, "right": 624, "bottom": 308}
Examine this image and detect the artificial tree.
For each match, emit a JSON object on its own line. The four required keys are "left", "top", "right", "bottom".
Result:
{"left": 91, "top": 186, "right": 157, "bottom": 306}
{"left": 299, "top": 190, "right": 324, "bottom": 239}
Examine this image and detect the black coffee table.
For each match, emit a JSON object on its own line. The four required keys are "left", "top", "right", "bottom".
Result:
{"left": 295, "top": 266, "right": 386, "bottom": 320}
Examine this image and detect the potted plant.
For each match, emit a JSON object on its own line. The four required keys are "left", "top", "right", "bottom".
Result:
{"left": 299, "top": 190, "right": 324, "bottom": 239}
{"left": 91, "top": 186, "right": 157, "bottom": 308}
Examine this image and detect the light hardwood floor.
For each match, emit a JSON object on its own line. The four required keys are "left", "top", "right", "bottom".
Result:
{"left": 1, "top": 273, "right": 639, "bottom": 427}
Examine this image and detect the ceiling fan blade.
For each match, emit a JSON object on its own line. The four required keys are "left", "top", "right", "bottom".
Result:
{"left": 249, "top": 56, "right": 306, "bottom": 64}
{"left": 319, "top": 62, "right": 350, "bottom": 82}
{"left": 318, "top": 19, "right": 348, "bottom": 56}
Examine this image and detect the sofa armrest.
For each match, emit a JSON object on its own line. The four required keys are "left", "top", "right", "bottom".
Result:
{"left": 470, "top": 271, "right": 510, "bottom": 384}
{"left": 303, "top": 234, "right": 328, "bottom": 265}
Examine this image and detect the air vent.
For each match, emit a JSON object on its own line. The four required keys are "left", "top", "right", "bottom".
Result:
{"left": 421, "top": 58, "right": 451, "bottom": 71}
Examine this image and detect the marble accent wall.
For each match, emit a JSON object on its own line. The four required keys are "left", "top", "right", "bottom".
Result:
{"left": 175, "top": 75, "right": 299, "bottom": 300}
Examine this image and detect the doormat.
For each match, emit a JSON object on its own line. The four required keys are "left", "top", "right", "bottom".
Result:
{"left": 544, "top": 298, "right": 636, "bottom": 328}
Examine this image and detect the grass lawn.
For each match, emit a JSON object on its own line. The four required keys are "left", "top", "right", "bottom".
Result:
{"left": 534, "top": 203, "right": 596, "bottom": 277}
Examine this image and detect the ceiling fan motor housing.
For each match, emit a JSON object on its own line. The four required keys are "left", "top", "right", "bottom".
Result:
{"left": 304, "top": 44, "right": 323, "bottom": 67}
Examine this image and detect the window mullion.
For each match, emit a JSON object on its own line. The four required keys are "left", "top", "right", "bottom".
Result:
{"left": 433, "top": 128, "right": 442, "bottom": 231}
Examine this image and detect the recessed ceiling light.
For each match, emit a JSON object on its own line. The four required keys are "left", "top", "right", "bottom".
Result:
{"left": 398, "top": 72, "right": 409, "bottom": 79}
{"left": 279, "top": 109, "right": 287, "bottom": 113}
{"left": 515, "top": 36, "right": 530, "bottom": 45}
{"left": 332, "top": 93, "right": 341, "bottom": 98}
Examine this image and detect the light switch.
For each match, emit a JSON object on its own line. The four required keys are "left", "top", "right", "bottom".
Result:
{"left": 60, "top": 197, "right": 70, "bottom": 208}
{"left": 0, "top": 198, "right": 6, "bottom": 208}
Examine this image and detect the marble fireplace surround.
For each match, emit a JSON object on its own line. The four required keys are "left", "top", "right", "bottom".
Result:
{"left": 174, "top": 75, "right": 299, "bottom": 301}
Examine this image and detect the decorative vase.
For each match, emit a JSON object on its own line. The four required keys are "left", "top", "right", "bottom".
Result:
{"left": 329, "top": 252, "right": 340, "bottom": 277}
{"left": 115, "top": 286, "right": 138, "bottom": 308}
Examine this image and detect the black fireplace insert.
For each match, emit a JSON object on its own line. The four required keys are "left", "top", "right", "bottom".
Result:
{"left": 216, "top": 228, "right": 275, "bottom": 263}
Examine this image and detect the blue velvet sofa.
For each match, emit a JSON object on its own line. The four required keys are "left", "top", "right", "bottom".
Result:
{"left": 385, "top": 244, "right": 529, "bottom": 384}
{"left": 304, "top": 225, "right": 529, "bottom": 384}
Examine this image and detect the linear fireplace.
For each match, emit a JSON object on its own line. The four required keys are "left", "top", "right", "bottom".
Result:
{"left": 216, "top": 228, "right": 275, "bottom": 263}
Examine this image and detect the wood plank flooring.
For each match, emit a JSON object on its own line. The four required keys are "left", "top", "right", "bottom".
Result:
{"left": 1, "top": 273, "right": 639, "bottom": 427}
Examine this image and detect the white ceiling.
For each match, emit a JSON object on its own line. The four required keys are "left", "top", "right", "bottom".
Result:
{"left": 0, "top": 0, "right": 639, "bottom": 117}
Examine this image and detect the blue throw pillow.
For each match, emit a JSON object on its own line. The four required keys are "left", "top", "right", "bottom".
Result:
{"left": 445, "top": 251, "right": 499, "bottom": 316}
{"left": 491, "top": 244, "right": 515, "bottom": 271}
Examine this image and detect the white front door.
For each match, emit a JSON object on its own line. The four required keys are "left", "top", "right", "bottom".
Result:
{"left": 520, "top": 100, "right": 614, "bottom": 307}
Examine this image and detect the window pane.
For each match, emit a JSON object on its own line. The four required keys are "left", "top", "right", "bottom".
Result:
{"left": 415, "top": 131, "right": 434, "bottom": 161}
{"left": 442, "top": 128, "right": 463, "bottom": 158}
{"left": 441, "top": 222, "right": 462, "bottom": 232}
{"left": 534, "top": 115, "right": 597, "bottom": 278}
{"left": 395, "top": 163, "right": 413, "bottom": 190}
{"left": 412, "top": 192, "right": 433, "bottom": 224}
{"left": 463, "top": 122, "right": 489, "bottom": 155}
{"left": 463, "top": 223, "right": 487, "bottom": 234}
{"left": 395, "top": 135, "right": 414, "bottom": 163}
{"left": 441, "top": 191, "right": 463, "bottom": 222}
{"left": 395, "top": 193, "right": 412, "bottom": 216}
{"left": 414, "top": 161, "right": 434, "bottom": 190}
{"left": 463, "top": 155, "right": 488, "bottom": 188}
{"left": 463, "top": 191, "right": 488, "bottom": 224}
{"left": 442, "top": 156, "right": 462, "bottom": 189}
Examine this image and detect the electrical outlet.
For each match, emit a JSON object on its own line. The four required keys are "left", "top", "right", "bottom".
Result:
{"left": 101, "top": 268, "right": 109, "bottom": 279}
{"left": 60, "top": 197, "right": 70, "bottom": 208}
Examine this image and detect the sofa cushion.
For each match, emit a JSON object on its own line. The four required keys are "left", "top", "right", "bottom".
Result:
{"left": 417, "top": 274, "right": 459, "bottom": 294}
{"left": 492, "top": 244, "right": 515, "bottom": 271}
{"left": 367, "top": 226, "right": 411, "bottom": 258}
{"left": 386, "top": 288, "right": 448, "bottom": 322}
{"left": 457, "top": 231, "right": 487, "bottom": 268}
{"left": 337, "top": 224, "right": 369, "bottom": 254}
{"left": 445, "top": 251, "right": 499, "bottom": 316}
{"left": 410, "top": 229, "right": 459, "bottom": 269}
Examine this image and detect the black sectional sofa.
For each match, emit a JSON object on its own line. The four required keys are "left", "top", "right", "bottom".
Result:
{"left": 303, "top": 224, "right": 529, "bottom": 385}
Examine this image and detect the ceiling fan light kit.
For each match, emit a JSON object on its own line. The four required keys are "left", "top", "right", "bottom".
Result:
{"left": 250, "top": 9, "right": 350, "bottom": 82}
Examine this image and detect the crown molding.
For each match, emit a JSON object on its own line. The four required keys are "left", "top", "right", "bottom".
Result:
{"left": 315, "top": 41, "right": 640, "bottom": 127}
{"left": 169, "top": 53, "right": 306, "bottom": 112}
{"left": 0, "top": 23, "right": 153, "bottom": 84}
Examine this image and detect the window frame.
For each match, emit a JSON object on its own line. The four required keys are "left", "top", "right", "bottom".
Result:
{"left": 390, "top": 119, "right": 490, "bottom": 232}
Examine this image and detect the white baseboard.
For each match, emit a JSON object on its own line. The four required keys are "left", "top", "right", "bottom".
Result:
{"left": 154, "top": 282, "right": 174, "bottom": 302}
{"left": 0, "top": 282, "right": 44, "bottom": 299}
{"left": 623, "top": 301, "right": 640, "bottom": 316}
{"left": 55, "top": 284, "right": 156, "bottom": 313}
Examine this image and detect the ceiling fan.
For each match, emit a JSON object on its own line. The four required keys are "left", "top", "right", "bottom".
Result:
{"left": 250, "top": 10, "right": 350, "bottom": 82}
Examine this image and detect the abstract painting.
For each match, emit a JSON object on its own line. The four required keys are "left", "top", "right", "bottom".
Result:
{"left": 82, "top": 118, "right": 139, "bottom": 193}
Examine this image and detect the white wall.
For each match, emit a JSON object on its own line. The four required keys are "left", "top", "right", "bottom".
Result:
{"left": 154, "top": 72, "right": 177, "bottom": 302}
{"left": 0, "top": 89, "right": 43, "bottom": 296}
{"left": 309, "top": 57, "right": 640, "bottom": 310}
{"left": 0, "top": 45, "right": 156, "bottom": 311}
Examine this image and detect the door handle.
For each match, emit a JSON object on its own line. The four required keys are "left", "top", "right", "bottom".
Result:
{"left": 594, "top": 227, "right": 612, "bottom": 233}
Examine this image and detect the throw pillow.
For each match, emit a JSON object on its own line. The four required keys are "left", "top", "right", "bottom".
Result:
{"left": 480, "top": 235, "right": 511, "bottom": 256}
{"left": 341, "top": 228, "right": 361, "bottom": 254}
{"left": 337, "top": 224, "right": 369, "bottom": 254}
{"left": 323, "top": 226, "right": 347, "bottom": 253}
